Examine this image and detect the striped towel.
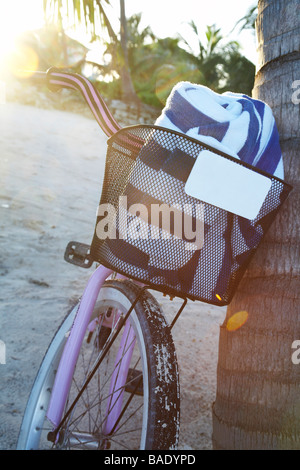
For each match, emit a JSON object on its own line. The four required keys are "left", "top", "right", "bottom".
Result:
{"left": 155, "top": 81, "right": 284, "bottom": 178}
{"left": 105, "top": 82, "right": 284, "bottom": 301}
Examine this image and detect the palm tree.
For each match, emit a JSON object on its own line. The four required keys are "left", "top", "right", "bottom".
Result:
{"left": 123, "top": 20, "right": 202, "bottom": 106}
{"left": 212, "top": 0, "right": 300, "bottom": 450}
{"left": 233, "top": 4, "right": 258, "bottom": 32}
{"left": 180, "top": 22, "right": 255, "bottom": 94}
{"left": 102, "top": 14, "right": 203, "bottom": 107}
{"left": 118, "top": 0, "right": 137, "bottom": 102}
{"left": 180, "top": 22, "right": 226, "bottom": 90}
{"left": 43, "top": 0, "right": 138, "bottom": 101}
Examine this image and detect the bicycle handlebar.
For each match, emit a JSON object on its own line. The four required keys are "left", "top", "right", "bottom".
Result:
{"left": 25, "top": 68, "right": 121, "bottom": 137}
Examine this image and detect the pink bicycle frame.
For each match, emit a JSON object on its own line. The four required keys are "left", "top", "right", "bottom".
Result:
{"left": 43, "top": 70, "right": 141, "bottom": 441}
{"left": 47, "top": 265, "right": 112, "bottom": 428}
{"left": 46, "top": 264, "right": 137, "bottom": 440}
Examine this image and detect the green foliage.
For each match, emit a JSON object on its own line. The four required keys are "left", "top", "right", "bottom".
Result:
{"left": 44, "top": 0, "right": 115, "bottom": 41}
{"left": 218, "top": 52, "right": 255, "bottom": 95}
{"left": 43, "top": 2, "right": 256, "bottom": 105}
{"left": 96, "top": 77, "right": 122, "bottom": 100}
{"left": 233, "top": 4, "right": 258, "bottom": 32}
{"left": 119, "top": 16, "right": 255, "bottom": 105}
{"left": 179, "top": 21, "right": 255, "bottom": 94}
{"left": 123, "top": 27, "right": 204, "bottom": 107}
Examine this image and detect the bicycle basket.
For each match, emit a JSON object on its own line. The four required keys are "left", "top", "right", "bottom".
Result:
{"left": 90, "top": 125, "right": 292, "bottom": 306}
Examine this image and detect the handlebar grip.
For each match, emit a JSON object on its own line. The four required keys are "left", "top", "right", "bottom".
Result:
{"left": 22, "top": 68, "right": 73, "bottom": 92}
{"left": 21, "top": 67, "right": 121, "bottom": 137}
{"left": 20, "top": 69, "right": 64, "bottom": 94}
{"left": 19, "top": 70, "right": 47, "bottom": 84}
{"left": 46, "top": 67, "right": 66, "bottom": 92}
{"left": 46, "top": 67, "right": 121, "bottom": 136}
{"left": 29, "top": 71, "right": 47, "bottom": 79}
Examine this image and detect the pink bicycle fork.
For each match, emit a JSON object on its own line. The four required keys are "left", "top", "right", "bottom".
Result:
{"left": 46, "top": 264, "right": 137, "bottom": 441}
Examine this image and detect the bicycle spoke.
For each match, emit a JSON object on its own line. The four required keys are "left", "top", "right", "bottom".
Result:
{"left": 56, "top": 315, "right": 144, "bottom": 450}
{"left": 18, "top": 281, "right": 180, "bottom": 450}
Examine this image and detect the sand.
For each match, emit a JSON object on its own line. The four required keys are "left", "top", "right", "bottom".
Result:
{"left": 0, "top": 101, "right": 226, "bottom": 450}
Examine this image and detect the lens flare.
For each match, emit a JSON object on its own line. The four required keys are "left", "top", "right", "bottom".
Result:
{"left": 0, "top": 2, "right": 43, "bottom": 76}
{"left": 226, "top": 311, "right": 249, "bottom": 331}
{"left": 8, "top": 44, "right": 39, "bottom": 78}
{"left": 155, "top": 65, "right": 178, "bottom": 105}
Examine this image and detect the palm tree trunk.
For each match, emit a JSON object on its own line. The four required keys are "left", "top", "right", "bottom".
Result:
{"left": 119, "top": 0, "right": 138, "bottom": 103}
{"left": 212, "top": 0, "right": 300, "bottom": 450}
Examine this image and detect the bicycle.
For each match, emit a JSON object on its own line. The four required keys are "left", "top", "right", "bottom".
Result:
{"left": 16, "top": 68, "right": 292, "bottom": 450}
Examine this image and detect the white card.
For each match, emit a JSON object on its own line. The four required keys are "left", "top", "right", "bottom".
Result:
{"left": 184, "top": 150, "right": 272, "bottom": 220}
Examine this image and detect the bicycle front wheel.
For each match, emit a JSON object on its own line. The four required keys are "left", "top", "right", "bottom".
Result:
{"left": 17, "top": 279, "right": 180, "bottom": 450}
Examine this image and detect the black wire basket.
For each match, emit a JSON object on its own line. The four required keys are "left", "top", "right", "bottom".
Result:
{"left": 90, "top": 125, "right": 292, "bottom": 306}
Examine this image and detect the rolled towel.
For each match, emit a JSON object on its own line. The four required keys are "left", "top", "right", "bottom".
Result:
{"left": 155, "top": 81, "right": 284, "bottom": 178}
{"left": 152, "top": 82, "right": 284, "bottom": 299}
{"left": 105, "top": 82, "right": 285, "bottom": 302}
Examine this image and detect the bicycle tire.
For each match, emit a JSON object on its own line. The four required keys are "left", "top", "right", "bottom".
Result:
{"left": 17, "top": 279, "right": 180, "bottom": 450}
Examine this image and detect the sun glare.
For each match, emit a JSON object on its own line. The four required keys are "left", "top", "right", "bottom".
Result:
{"left": 0, "top": 1, "right": 44, "bottom": 76}
{"left": 226, "top": 311, "right": 249, "bottom": 332}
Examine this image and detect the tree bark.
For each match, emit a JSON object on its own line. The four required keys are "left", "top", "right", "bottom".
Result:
{"left": 212, "top": 0, "right": 300, "bottom": 450}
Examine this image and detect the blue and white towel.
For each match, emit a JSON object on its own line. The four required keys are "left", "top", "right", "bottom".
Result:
{"left": 105, "top": 82, "right": 284, "bottom": 302}
{"left": 155, "top": 81, "right": 284, "bottom": 178}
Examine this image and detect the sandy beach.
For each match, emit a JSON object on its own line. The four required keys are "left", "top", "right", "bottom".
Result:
{"left": 0, "top": 100, "right": 226, "bottom": 450}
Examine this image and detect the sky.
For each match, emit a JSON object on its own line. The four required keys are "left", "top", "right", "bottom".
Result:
{"left": 0, "top": 0, "right": 258, "bottom": 66}
{"left": 124, "top": 0, "right": 257, "bottom": 62}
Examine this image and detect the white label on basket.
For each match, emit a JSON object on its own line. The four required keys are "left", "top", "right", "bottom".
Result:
{"left": 185, "top": 150, "right": 272, "bottom": 220}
